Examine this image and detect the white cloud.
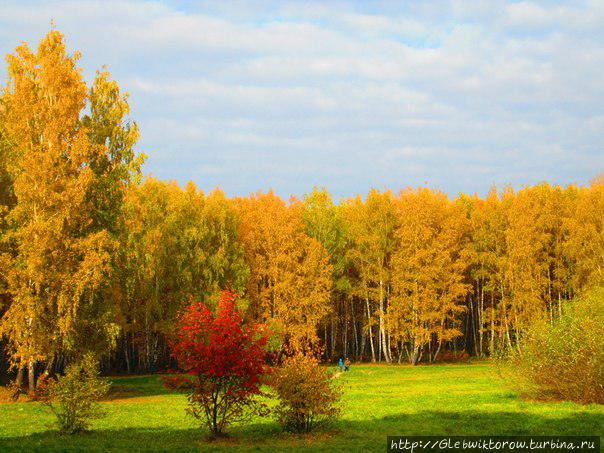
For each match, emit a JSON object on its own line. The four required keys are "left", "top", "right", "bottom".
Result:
{"left": 0, "top": 0, "right": 602, "bottom": 198}
{"left": 505, "top": 1, "right": 604, "bottom": 30}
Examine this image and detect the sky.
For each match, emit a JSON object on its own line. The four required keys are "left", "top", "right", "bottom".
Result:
{"left": 0, "top": 1, "right": 603, "bottom": 199}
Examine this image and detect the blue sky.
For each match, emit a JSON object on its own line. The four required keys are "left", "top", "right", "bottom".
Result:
{"left": 1, "top": 1, "right": 603, "bottom": 199}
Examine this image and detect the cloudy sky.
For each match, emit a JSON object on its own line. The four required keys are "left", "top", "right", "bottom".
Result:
{"left": 1, "top": 1, "right": 603, "bottom": 199}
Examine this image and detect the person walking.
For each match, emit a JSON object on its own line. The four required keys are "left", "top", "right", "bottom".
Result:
{"left": 339, "top": 357, "right": 343, "bottom": 372}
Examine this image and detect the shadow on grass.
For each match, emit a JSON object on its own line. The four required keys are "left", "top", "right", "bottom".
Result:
{"left": 1, "top": 410, "right": 601, "bottom": 452}
{"left": 104, "top": 375, "right": 175, "bottom": 400}
{"left": 374, "top": 410, "right": 603, "bottom": 436}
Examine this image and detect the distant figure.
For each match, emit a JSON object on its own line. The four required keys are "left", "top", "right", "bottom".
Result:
{"left": 339, "top": 357, "right": 343, "bottom": 372}
{"left": 344, "top": 358, "right": 350, "bottom": 372}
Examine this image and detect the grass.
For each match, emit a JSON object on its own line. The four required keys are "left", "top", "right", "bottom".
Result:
{"left": 0, "top": 362, "right": 602, "bottom": 451}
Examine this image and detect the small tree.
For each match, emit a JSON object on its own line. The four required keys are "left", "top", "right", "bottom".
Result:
{"left": 502, "top": 286, "right": 604, "bottom": 404}
{"left": 40, "top": 354, "right": 110, "bottom": 434}
{"left": 270, "top": 353, "right": 342, "bottom": 433}
{"left": 164, "top": 290, "right": 269, "bottom": 438}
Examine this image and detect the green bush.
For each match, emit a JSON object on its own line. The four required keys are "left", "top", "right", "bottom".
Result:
{"left": 504, "top": 287, "right": 604, "bottom": 404}
{"left": 40, "top": 354, "right": 110, "bottom": 434}
{"left": 269, "top": 353, "right": 342, "bottom": 433}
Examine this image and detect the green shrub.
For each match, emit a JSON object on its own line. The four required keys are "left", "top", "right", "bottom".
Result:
{"left": 503, "top": 287, "right": 604, "bottom": 404}
{"left": 269, "top": 353, "right": 342, "bottom": 433}
{"left": 40, "top": 354, "right": 110, "bottom": 434}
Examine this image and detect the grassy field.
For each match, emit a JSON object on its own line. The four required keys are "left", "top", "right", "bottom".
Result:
{"left": 0, "top": 362, "right": 602, "bottom": 451}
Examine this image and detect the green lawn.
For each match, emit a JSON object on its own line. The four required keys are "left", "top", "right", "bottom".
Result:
{"left": 0, "top": 362, "right": 602, "bottom": 451}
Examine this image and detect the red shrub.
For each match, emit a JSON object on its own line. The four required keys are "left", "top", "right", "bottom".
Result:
{"left": 163, "top": 290, "right": 269, "bottom": 438}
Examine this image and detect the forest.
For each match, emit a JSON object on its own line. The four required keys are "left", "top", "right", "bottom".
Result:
{"left": 0, "top": 30, "right": 603, "bottom": 395}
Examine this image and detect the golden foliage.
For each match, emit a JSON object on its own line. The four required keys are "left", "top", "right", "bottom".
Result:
{"left": 269, "top": 352, "right": 342, "bottom": 433}
{"left": 388, "top": 188, "right": 470, "bottom": 364}
{"left": 237, "top": 191, "right": 332, "bottom": 350}
{"left": 0, "top": 30, "right": 142, "bottom": 367}
{"left": 1, "top": 29, "right": 603, "bottom": 382}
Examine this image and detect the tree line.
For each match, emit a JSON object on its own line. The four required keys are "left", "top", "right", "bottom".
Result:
{"left": 1, "top": 31, "right": 603, "bottom": 390}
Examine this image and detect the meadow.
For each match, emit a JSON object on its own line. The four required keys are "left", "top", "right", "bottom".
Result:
{"left": 1, "top": 362, "right": 602, "bottom": 452}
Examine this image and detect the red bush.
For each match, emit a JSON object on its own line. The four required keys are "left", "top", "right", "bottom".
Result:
{"left": 163, "top": 290, "right": 269, "bottom": 438}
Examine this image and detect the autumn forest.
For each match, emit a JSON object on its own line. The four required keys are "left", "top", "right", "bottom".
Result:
{"left": 0, "top": 30, "right": 602, "bottom": 397}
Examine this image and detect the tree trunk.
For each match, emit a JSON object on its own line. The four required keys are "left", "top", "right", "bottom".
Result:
{"left": 471, "top": 294, "right": 478, "bottom": 356}
{"left": 434, "top": 339, "right": 443, "bottom": 362}
{"left": 351, "top": 299, "right": 359, "bottom": 360}
{"left": 501, "top": 281, "right": 512, "bottom": 349}
{"left": 39, "top": 355, "right": 54, "bottom": 386}
{"left": 28, "top": 358, "right": 35, "bottom": 395}
{"left": 16, "top": 364, "right": 25, "bottom": 389}
{"left": 343, "top": 298, "right": 348, "bottom": 359}
{"left": 324, "top": 321, "right": 328, "bottom": 360}
{"left": 330, "top": 316, "right": 336, "bottom": 359}
{"left": 514, "top": 312, "right": 522, "bottom": 353}
{"left": 411, "top": 344, "right": 422, "bottom": 365}
{"left": 145, "top": 312, "right": 151, "bottom": 372}
{"left": 124, "top": 334, "right": 131, "bottom": 374}
{"left": 359, "top": 328, "right": 366, "bottom": 360}
{"left": 378, "top": 279, "right": 390, "bottom": 363}
{"left": 490, "top": 289, "right": 495, "bottom": 356}
{"left": 365, "top": 295, "right": 376, "bottom": 362}
{"left": 479, "top": 279, "right": 484, "bottom": 357}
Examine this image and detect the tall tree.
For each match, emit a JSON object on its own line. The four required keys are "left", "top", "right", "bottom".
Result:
{"left": 115, "top": 178, "right": 248, "bottom": 372}
{"left": 0, "top": 31, "right": 142, "bottom": 390}
{"left": 465, "top": 187, "right": 508, "bottom": 356}
{"left": 0, "top": 87, "right": 16, "bottom": 383}
{"left": 302, "top": 187, "right": 350, "bottom": 359}
{"left": 342, "top": 190, "right": 396, "bottom": 362}
{"left": 502, "top": 184, "right": 576, "bottom": 348}
{"left": 389, "top": 188, "right": 470, "bottom": 364}
{"left": 237, "top": 191, "right": 332, "bottom": 350}
{"left": 565, "top": 176, "right": 604, "bottom": 292}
